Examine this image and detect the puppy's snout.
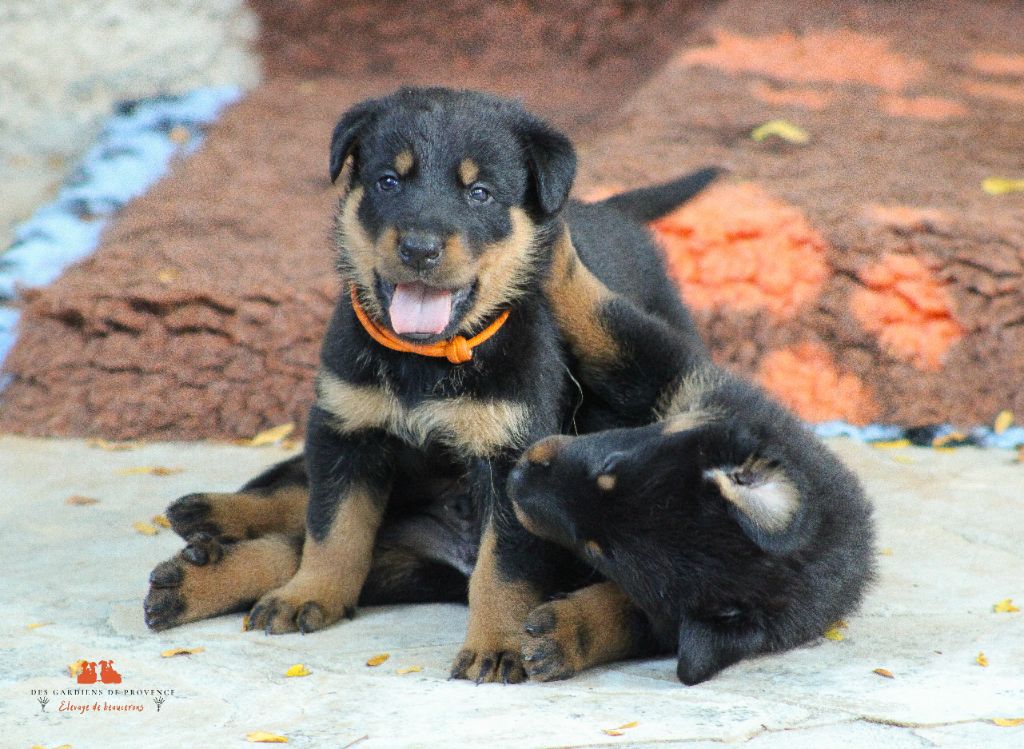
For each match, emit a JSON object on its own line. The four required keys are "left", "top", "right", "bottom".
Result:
{"left": 398, "top": 232, "right": 443, "bottom": 270}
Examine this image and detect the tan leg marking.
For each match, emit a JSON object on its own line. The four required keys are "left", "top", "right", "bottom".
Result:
{"left": 544, "top": 227, "right": 619, "bottom": 364}
{"left": 246, "top": 485, "right": 386, "bottom": 634}
{"left": 451, "top": 527, "right": 541, "bottom": 683}
{"left": 522, "top": 581, "right": 640, "bottom": 681}
{"left": 167, "top": 488, "right": 307, "bottom": 540}
{"left": 145, "top": 534, "right": 300, "bottom": 630}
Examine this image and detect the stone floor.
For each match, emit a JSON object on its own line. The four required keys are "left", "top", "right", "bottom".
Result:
{"left": 1, "top": 435, "right": 1021, "bottom": 748}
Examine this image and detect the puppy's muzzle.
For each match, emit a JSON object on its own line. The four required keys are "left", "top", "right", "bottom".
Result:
{"left": 398, "top": 231, "right": 443, "bottom": 271}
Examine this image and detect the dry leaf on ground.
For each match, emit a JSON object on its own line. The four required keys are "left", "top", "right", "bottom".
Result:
{"left": 132, "top": 520, "right": 159, "bottom": 536}
{"left": 976, "top": 652, "right": 989, "bottom": 667}
{"left": 602, "top": 721, "right": 639, "bottom": 736}
{"left": 992, "top": 718, "right": 1024, "bottom": 727}
{"left": 68, "top": 659, "right": 87, "bottom": 678}
{"left": 152, "top": 514, "right": 171, "bottom": 529}
{"left": 26, "top": 622, "right": 52, "bottom": 630}
{"left": 871, "top": 439, "right": 911, "bottom": 449}
{"left": 993, "top": 599, "right": 1020, "bottom": 613}
{"left": 246, "top": 732, "right": 288, "bottom": 743}
{"left": 366, "top": 653, "right": 390, "bottom": 667}
{"left": 873, "top": 668, "right": 895, "bottom": 678}
{"left": 87, "top": 438, "right": 141, "bottom": 451}
{"left": 243, "top": 423, "right": 295, "bottom": 447}
{"left": 161, "top": 647, "right": 205, "bottom": 657}
{"left": 982, "top": 177, "right": 1024, "bottom": 195}
{"left": 284, "top": 664, "right": 311, "bottom": 677}
{"left": 66, "top": 495, "right": 100, "bottom": 505}
{"left": 117, "top": 466, "right": 184, "bottom": 476}
{"left": 751, "top": 119, "right": 810, "bottom": 144}
{"left": 396, "top": 665, "right": 422, "bottom": 675}
{"left": 993, "top": 410, "right": 1014, "bottom": 434}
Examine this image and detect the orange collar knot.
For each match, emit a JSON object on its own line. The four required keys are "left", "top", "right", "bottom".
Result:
{"left": 349, "top": 284, "right": 509, "bottom": 365}
{"left": 443, "top": 335, "right": 473, "bottom": 364}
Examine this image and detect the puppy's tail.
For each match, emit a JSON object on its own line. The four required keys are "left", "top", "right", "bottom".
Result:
{"left": 595, "top": 167, "right": 722, "bottom": 223}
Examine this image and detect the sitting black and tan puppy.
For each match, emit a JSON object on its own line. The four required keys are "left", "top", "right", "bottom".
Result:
{"left": 144, "top": 86, "right": 717, "bottom": 683}
{"left": 506, "top": 235, "right": 876, "bottom": 685}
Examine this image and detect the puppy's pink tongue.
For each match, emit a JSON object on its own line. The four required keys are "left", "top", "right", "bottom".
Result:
{"left": 389, "top": 282, "right": 453, "bottom": 335}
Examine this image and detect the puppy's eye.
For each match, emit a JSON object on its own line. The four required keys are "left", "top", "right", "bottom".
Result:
{"left": 467, "top": 184, "right": 492, "bottom": 204}
{"left": 376, "top": 174, "right": 400, "bottom": 193}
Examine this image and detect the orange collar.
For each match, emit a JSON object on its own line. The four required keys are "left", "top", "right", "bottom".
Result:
{"left": 349, "top": 284, "right": 510, "bottom": 364}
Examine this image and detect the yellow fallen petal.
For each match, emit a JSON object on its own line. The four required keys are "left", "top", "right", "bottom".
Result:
{"left": 68, "top": 659, "right": 87, "bottom": 678}
{"left": 284, "top": 664, "right": 310, "bottom": 677}
{"left": 612, "top": 721, "right": 638, "bottom": 730}
{"left": 66, "top": 495, "right": 100, "bottom": 505}
{"left": 246, "top": 732, "right": 288, "bottom": 743}
{"left": 161, "top": 647, "right": 205, "bottom": 657}
{"left": 993, "top": 598, "right": 1020, "bottom": 613}
{"left": 751, "top": 119, "right": 810, "bottom": 144}
{"left": 366, "top": 653, "right": 390, "bottom": 667}
{"left": 87, "top": 438, "right": 141, "bottom": 451}
{"left": 152, "top": 514, "right": 172, "bottom": 529}
{"left": 932, "top": 432, "right": 966, "bottom": 448}
{"left": 879, "top": 548, "right": 894, "bottom": 556}
{"left": 992, "top": 718, "right": 1024, "bottom": 727}
{"left": 994, "top": 410, "right": 1014, "bottom": 434}
{"left": 132, "top": 520, "right": 159, "bottom": 536}
{"left": 157, "top": 268, "right": 180, "bottom": 284}
{"left": 823, "top": 627, "right": 845, "bottom": 641}
{"left": 246, "top": 423, "right": 295, "bottom": 447}
{"left": 117, "top": 466, "right": 184, "bottom": 476}
{"left": 26, "top": 621, "right": 53, "bottom": 630}
{"left": 396, "top": 665, "right": 422, "bottom": 675}
{"left": 602, "top": 729, "right": 625, "bottom": 736}
{"left": 872, "top": 439, "right": 911, "bottom": 449}
{"left": 873, "top": 668, "right": 894, "bottom": 678}
{"left": 976, "top": 651, "right": 989, "bottom": 667}
{"left": 982, "top": 177, "right": 1024, "bottom": 196}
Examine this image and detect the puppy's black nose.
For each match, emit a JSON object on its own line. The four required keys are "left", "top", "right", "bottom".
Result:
{"left": 398, "top": 232, "right": 443, "bottom": 270}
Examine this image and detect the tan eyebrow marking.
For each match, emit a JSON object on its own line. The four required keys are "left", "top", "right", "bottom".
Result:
{"left": 459, "top": 158, "right": 479, "bottom": 186}
{"left": 394, "top": 150, "right": 414, "bottom": 176}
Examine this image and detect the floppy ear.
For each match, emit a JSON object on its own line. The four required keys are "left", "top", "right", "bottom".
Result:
{"left": 676, "top": 613, "right": 766, "bottom": 685}
{"left": 703, "top": 458, "right": 804, "bottom": 554}
{"left": 329, "top": 100, "right": 380, "bottom": 184}
{"left": 518, "top": 116, "right": 576, "bottom": 216}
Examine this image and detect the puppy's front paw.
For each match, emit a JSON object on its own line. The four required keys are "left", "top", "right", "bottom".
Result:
{"left": 165, "top": 493, "right": 222, "bottom": 539}
{"left": 521, "top": 600, "right": 586, "bottom": 681}
{"left": 450, "top": 643, "right": 526, "bottom": 684}
{"left": 245, "top": 583, "right": 355, "bottom": 635}
{"left": 143, "top": 534, "right": 237, "bottom": 631}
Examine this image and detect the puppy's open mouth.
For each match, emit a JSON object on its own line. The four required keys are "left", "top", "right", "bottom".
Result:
{"left": 377, "top": 277, "right": 474, "bottom": 340}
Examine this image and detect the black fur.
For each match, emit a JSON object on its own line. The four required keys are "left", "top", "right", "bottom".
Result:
{"left": 509, "top": 265, "right": 876, "bottom": 683}
{"left": 144, "top": 87, "right": 719, "bottom": 666}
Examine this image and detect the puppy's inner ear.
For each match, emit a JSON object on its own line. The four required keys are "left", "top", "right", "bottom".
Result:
{"left": 329, "top": 101, "right": 379, "bottom": 184}
{"left": 704, "top": 459, "right": 800, "bottom": 539}
{"left": 519, "top": 117, "right": 576, "bottom": 216}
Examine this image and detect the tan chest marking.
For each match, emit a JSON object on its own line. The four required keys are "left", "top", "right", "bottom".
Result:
{"left": 317, "top": 370, "right": 530, "bottom": 456}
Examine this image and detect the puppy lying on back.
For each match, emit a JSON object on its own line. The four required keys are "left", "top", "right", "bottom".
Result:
{"left": 507, "top": 235, "right": 876, "bottom": 685}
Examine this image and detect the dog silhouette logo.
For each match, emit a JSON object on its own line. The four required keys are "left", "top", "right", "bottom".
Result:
{"left": 74, "top": 659, "right": 123, "bottom": 684}
{"left": 99, "top": 660, "right": 122, "bottom": 684}
{"left": 76, "top": 661, "right": 98, "bottom": 684}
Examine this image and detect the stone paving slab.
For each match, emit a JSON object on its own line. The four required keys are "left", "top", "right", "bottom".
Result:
{"left": 1, "top": 435, "right": 1021, "bottom": 748}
